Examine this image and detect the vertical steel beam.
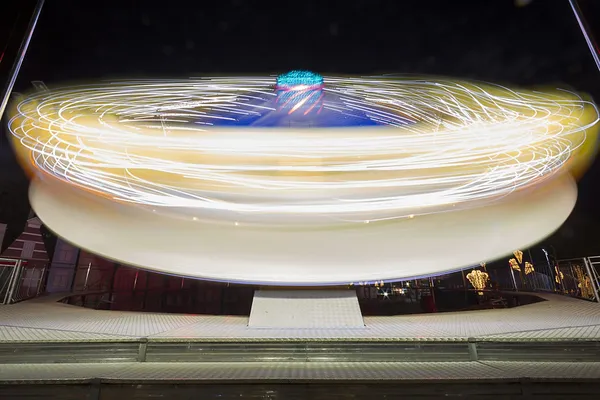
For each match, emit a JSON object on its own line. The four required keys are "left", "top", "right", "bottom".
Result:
{"left": 569, "top": 0, "right": 600, "bottom": 72}
{"left": 0, "top": 0, "right": 45, "bottom": 119}
{"left": 5, "top": 259, "right": 23, "bottom": 304}
{"left": 583, "top": 257, "right": 600, "bottom": 302}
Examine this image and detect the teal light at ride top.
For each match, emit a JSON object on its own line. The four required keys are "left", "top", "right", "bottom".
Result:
{"left": 275, "top": 70, "right": 324, "bottom": 91}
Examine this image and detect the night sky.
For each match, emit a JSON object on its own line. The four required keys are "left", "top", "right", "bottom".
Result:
{"left": 1, "top": 0, "right": 600, "bottom": 259}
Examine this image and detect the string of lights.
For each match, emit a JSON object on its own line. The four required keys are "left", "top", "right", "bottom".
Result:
{"left": 8, "top": 76, "right": 599, "bottom": 225}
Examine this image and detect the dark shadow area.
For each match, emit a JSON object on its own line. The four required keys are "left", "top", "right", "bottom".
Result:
{"left": 1, "top": 381, "right": 599, "bottom": 399}
{"left": 63, "top": 287, "right": 547, "bottom": 317}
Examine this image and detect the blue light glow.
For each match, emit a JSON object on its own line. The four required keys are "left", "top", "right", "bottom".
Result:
{"left": 276, "top": 70, "right": 324, "bottom": 90}
{"left": 184, "top": 74, "right": 415, "bottom": 128}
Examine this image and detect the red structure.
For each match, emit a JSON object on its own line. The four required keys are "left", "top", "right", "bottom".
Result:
{"left": 0, "top": 216, "right": 48, "bottom": 268}
{"left": 0, "top": 216, "right": 49, "bottom": 300}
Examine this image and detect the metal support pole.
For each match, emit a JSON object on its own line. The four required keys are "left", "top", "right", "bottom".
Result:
{"left": 526, "top": 249, "right": 534, "bottom": 290}
{"left": 588, "top": 258, "right": 600, "bottom": 295}
{"left": 429, "top": 276, "right": 437, "bottom": 312}
{"left": 518, "top": 266, "right": 527, "bottom": 291}
{"left": 509, "top": 266, "right": 519, "bottom": 292}
{"left": 41, "top": 263, "right": 50, "bottom": 294}
{"left": 133, "top": 270, "right": 139, "bottom": 291}
{"left": 583, "top": 257, "right": 600, "bottom": 303}
{"left": 467, "top": 338, "right": 479, "bottom": 361}
{"left": 108, "top": 263, "right": 118, "bottom": 309}
{"left": 550, "top": 253, "right": 559, "bottom": 293}
{"left": 557, "top": 263, "right": 566, "bottom": 294}
{"left": 0, "top": 0, "right": 45, "bottom": 119}
{"left": 569, "top": 263, "right": 577, "bottom": 294}
{"left": 569, "top": 0, "right": 600, "bottom": 72}
{"left": 7, "top": 260, "right": 22, "bottom": 303}
{"left": 69, "top": 248, "right": 82, "bottom": 292}
{"left": 26, "top": 267, "right": 35, "bottom": 297}
{"left": 137, "top": 338, "right": 148, "bottom": 362}
{"left": 542, "top": 249, "right": 556, "bottom": 292}
{"left": 2, "top": 262, "right": 19, "bottom": 304}
{"left": 83, "top": 262, "right": 92, "bottom": 290}
{"left": 5, "top": 260, "right": 23, "bottom": 304}
{"left": 36, "top": 267, "right": 46, "bottom": 295}
{"left": 461, "top": 268, "right": 469, "bottom": 304}
{"left": 132, "top": 269, "right": 140, "bottom": 310}
{"left": 109, "top": 263, "right": 119, "bottom": 291}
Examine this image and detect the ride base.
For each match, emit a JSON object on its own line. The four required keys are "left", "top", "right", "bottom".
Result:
{"left": 248, "top": 290, "right": 365, "bottom": 328}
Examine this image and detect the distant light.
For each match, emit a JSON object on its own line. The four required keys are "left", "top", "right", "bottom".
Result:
{"left": 515, "top": 0, "right": 533, "bottom": 7}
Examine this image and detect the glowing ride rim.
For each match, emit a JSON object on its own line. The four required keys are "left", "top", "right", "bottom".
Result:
{"left": 28, "top": 172, "right": 578, "bottom": 285}
{"left": 8, "top": 75, "right": 600, "bottom": 284}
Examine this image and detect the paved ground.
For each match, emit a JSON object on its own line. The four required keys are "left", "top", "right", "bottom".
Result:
{"left": 0, "top": 292, "right": 599, "bottom": 342}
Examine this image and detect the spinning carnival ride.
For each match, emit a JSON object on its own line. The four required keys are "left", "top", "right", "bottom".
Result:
{"left": 6, "top": 72, "right": 600, "bottom": 285}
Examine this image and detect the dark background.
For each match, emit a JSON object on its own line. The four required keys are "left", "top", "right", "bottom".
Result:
{"left": 1, "top": 0, "right": 600, "bottom": 259}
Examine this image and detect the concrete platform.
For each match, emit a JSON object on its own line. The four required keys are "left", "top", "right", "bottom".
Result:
{"left": 1, "top": 292, "right": 600, "bottom": 384}
{"left": 1, "top": 292, "right": 599, "bottom": 342}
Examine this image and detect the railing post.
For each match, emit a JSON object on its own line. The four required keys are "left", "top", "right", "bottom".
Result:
{"left": 467, "top": 338, "right": 478, "bottom": 361}
{"left": 26, "top": 267, "right": 35, "bottom": 298}
{"left": 138, "top": 338, "right": 148, "bottom": 362}
{"left": 2, "top": 262, "right": 17, "bottom": 304}
{"left": 588, "top": 258, "right": 600, "bottom": 295}
{"left": 36, "top": 267, "right": 46, "bottom": 295}
{"left": 583, "top": 257, "right": 600, "bottom": 303}
{"left": 509, "top": 266, "right": 519, "bottom": 292}
{"left": 542, "top": 249, "right": 557, "bottom": 292}
{"left": 0, "top": 0, "right": 45, "bottom": 119}
{"left": 5, "top": 260, "right": 23, "bottom": 304}
{"left": 83, "top": 262, "right": 92, "bottom": 290}
{"left": 133, "top": 270, "right": 139, "bottom": 292}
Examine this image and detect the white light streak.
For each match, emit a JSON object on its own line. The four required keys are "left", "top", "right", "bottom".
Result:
{"left": 8, "top": 76, "right": 599, "bottom": 225}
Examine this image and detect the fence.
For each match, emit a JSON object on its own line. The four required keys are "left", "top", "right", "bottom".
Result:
{"left": 555, "top": 257, "right": 600, "bottom": 302}
{"left": 0, "top": 257, "right": 47, "bottom": 305}
{"left": 472, "top": 255, "right": 600, "bottom": 303}
{"left": 3, "top": 253, "right": 600, "bottom": 307}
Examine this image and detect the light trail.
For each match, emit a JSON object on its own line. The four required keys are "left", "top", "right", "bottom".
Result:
{"left": 8, "top": 76, "right": 600, "bottom": 225}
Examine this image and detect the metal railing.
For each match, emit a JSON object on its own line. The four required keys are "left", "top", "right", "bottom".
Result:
{"left": 484, "top": 255, "right": 600, "bottom": 303}
{"left": 1, "top": 337, "right": 600, "bottom": 364}
{"left": 0, "top": 257, "right": 47, "bottom": 304}
{"left": 555, "top": 256, "right": 600, "bottom": 302}
{"left": 4, "top": 253, "right": 600, "bottom": 306}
